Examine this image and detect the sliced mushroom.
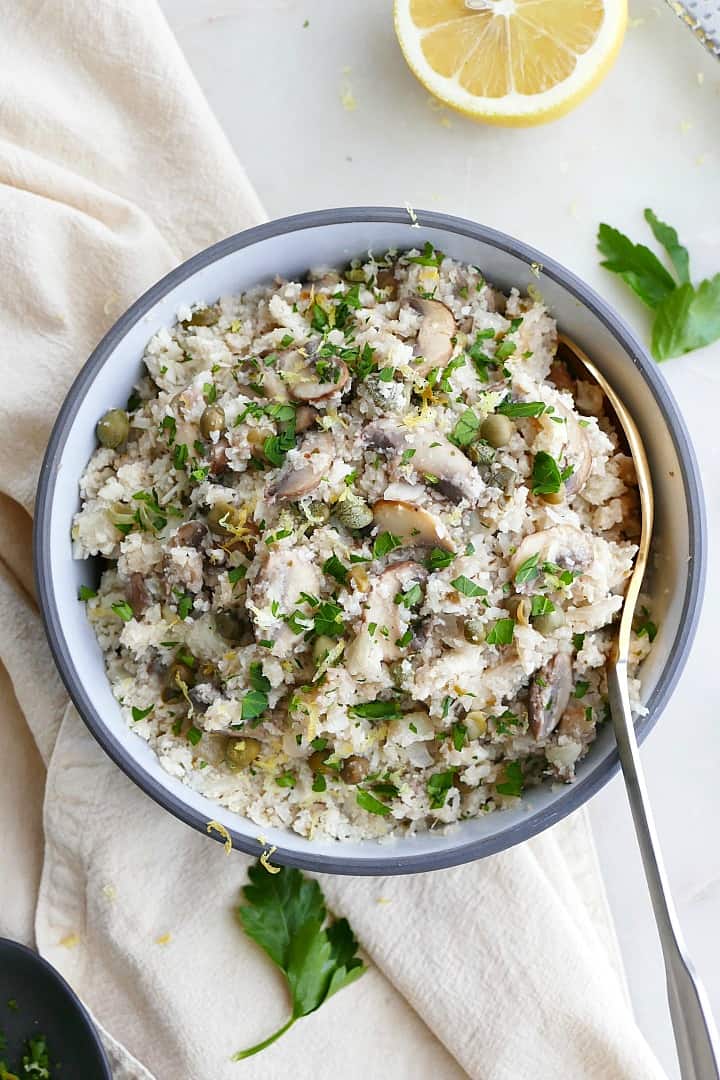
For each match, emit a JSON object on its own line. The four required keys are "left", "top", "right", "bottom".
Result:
{"left": 295, "top": 405, "right": 318, "bottom": 433}
{"left": 290, "top": 360, "right": 350, "bottom": 403}
{"left": 248, "top": 547, "right": 322, "bottom": 658}
{"left": 409, "top": 298, "right": 456, "bottom": 375}
{"left": 268, "top": 431, "right": 334, "bottom": 500}
{"left": 509, "top": 525, "right": 594, "bottom": 581}
{"left": 529, "top": 652, "right": 573, "bottom": 738}
{"left": 373, "top": 499, "right": 455, "bottom": 552}
{"left": 574, "top": 380, "right": 604, "bottom": 417}
{"left": 364, "top": 420, "right": 482, "bottom": 504}
{"left": 127, "top": 572, "right": 150, "bottom": 617}
{"left": 347, "top": 561, "right": 428, "bottom": 670}
{"left": 562, "top": 409, "right": 592, "bottom": 497}
{"left": 172, "top": 521, "right": 208, "bottom": 549}
{"left": 209, "top": 438, "right": 229, "bottom": 476}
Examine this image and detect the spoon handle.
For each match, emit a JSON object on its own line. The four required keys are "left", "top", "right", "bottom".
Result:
{"left": 607, "top": 660, "right": 720, "bottom": 1080}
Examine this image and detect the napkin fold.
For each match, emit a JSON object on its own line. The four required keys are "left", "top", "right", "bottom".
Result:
{"left": 0, "top": 2, "right": 666, "bottom": 1077}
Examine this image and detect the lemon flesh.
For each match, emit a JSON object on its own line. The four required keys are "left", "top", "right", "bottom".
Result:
{"left": 394, "top": 0, "right": 627, "bottom": 126}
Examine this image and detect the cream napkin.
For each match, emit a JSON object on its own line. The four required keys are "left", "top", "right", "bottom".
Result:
{"left": 0, "top": 2, "right": 667, "bottom": 1077}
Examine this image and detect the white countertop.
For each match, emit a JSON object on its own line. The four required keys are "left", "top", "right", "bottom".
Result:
{"left": 158, "top": 3, "right": 720, "bottom": 1073}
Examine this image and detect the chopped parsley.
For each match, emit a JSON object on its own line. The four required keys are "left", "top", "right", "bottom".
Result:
{"left": 514, "top": 553, "right": 540, "bottom": 585}
{"left": 349, "top": 700, "right": 401, "bottom": 720}
{"left": 111, "top": 600, "right": 134, "bottom": 622}
{"left": 574, "top": 681, "right": 590, "bottom": 699}
{"left": 530, "top": 595, "right": 555, "bottom": 617}
{"left": 356, "top": 788, "right": 391, "bottom": 816}
{"left": 485, "top": 618, "right": 515, "bottom": 645}
{"left": 176, "top": 594, "right": 193, "bottom": 620}
{"left": 78, "top": 585, "right": 97, "bottom": 601}
{"left": 394, "top": 582, "right": 423, "bottom": 608}
{"left": 427, "top": 768, "right": 457, "bottom": 809}
{"left": 203, "top": 382, "right": 217, "bottom": 404}
{"left": 531, "top": 451, "right": 563, "bottom": 496}
{"left": 187, "top": 725, "right": 203, "bottom": 746}
{"left": 322, "top": 555, "right": 349, "bottom": 585}
{"left": 426, "top": 547, "right": 455, "bottom": 572}
{"left": 497, "top": 399, "right": 546, "bottom": 418}
{"left": 173, "top": 442, "right": 189, "bottom": 470}
{"left": 496, "top": 760, "right": 524, "bottom": 797}
{"left": 400, "top": 448, "right": 416, "bottom": 466}
{"left": 313, "top": 600, "right": 345, "bottom": 639}
{"left": 241, "top": 663, "right": 271, "bottom": 721}
{"left": 449, "top": 408, "right": 480, "bottom": 447}
{"left": 635, "top": 606, "right": 658, "bottom": 642}
{"left": 450, "top": 574, "right": 487, "bottom": 598}
{"left": 373, "top": 531, "right": 402, "bottom": 558}
{"left": 275, "top": 772, "right": 296, "bottom": 788}
{"left": 573, "top": 632, "right": 586, "bottom": 651}
{"left": 452, "top": 722, "right": 467, "bottom": 751}
{"left": 131, "top": 705, "right": 154, "bottom": 722}
{"left": 228, "top": 565, "right": 248, "bottom": 584}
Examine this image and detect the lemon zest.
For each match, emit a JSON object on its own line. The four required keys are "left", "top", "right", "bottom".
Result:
{"left": 174, "top": 672, "right": 194, "bottom": 718}
{"left": 155, "top": 933, "right": 172, "bottom": 945}
{"left": 59, "top": 933, "right": 80, "bottom": 948}
{"left": 259, "top": 845, "right": 281, "bottom": 874}
{"left": 207, "top": 819, "right": 233, "bottom": 855}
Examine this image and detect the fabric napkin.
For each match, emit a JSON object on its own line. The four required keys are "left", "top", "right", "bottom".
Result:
{"left": 0, "top": 2, "right": 667, "bottom": 1077}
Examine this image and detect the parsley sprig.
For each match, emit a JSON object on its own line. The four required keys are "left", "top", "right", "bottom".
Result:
{"left": 234, "top": 863, "right": 365, "bottom": 1059}
{"left": 598, "top": 209, "right": 720, "bottom": 361}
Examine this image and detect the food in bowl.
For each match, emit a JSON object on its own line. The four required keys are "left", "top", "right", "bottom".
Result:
{"left": 72, "top": 245, "right": 649, "bottom": 841}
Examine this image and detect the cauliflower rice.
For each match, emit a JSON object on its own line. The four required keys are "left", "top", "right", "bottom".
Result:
{"left": 73, "top": 245, "right": 650, "bottom": 841}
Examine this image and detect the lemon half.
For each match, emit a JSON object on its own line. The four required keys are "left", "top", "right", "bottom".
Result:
{"left": 394, "top": 0, "right": 627, "bottom": 126}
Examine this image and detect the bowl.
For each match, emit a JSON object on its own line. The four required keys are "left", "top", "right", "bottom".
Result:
{"left": 34, "top": 208, "right": 706, "bottom": 875}
{"left": 0, "top": 938, "right": 112, "bottom": 1078}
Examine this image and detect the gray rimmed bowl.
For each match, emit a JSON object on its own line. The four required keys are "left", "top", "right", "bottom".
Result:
{"left": 34, "top": 208, "right": 706, "bottom": 876}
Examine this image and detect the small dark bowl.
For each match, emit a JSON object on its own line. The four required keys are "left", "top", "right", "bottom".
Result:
{"left": 0, "top": 938, "right": 111, "bottom": 1078}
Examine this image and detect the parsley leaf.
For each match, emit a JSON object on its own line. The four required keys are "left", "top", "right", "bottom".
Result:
{"left": 485, "top": 618, "right": 515, "bottom": 645}
{"left": 234, "top": 863, "right": 365, "bottom": 1059}
{"left": 131, "top": 705, "right": 154, "bottom": 722}
{"left": 652, "top": 276, "right": 720, "bottom": 361}
{"left": 450, "top": 574, "right": 487, "bottom": 598}
{"left": 322, "top": 555, "right": 349, "bottom": 585}
{"left": 111, "top": 600, "right": 134, "bottom": 622}
{"left": 598, "top": 211, "right": 720, "bottom": 361}
{"left": 373, "top": 531, "right": 402, "bottom": 558}
{"left": 241, "top": 663, "right": 270, "bottom": 721}
{"left": 426, "top": 547, "right": 455, "bottom": 572}
{"left": 356, "top": 789, "right": 391, "bottom": 816}
{"left": 597, "top": 222, "right": 676, "bottom": 309}
{"left": 313, "top": 600, "right": 345, "bottom": 639}
{"left": 514, "top": 553, "right": 540, "bottom": 585}
{"left": 643, "top": 208, "right": 690, "bottom": 285}
{"left": 450, "top": 408, "right": 480, "bottom": 447}
{"left": 78, "top": 585, "right": 97, "bottom": 601}
{"left": 496, "top": 760, "right": 524, "bottom": 797}
{"left": 497, "top": 400, "right": 546, "bottom": 418}
{"left": 427, "top": 768, "right": 457, "bottom": 810}
{"left": 349, "top": 700, "right": 401, "bottom": 720}
{"left": 531, "top": 451, "right": 562, "bottom": 495}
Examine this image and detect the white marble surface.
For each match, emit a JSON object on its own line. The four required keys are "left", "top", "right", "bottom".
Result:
{"left": 158, "top": 2, "right": 720, "bottom": 1073}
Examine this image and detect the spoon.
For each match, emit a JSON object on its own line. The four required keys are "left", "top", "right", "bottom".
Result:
{"left": 558, "top": 335, "right": 720, "bottom": 1080}
{"left": 0, "top": 937, "right": 111, "bottom": 1078}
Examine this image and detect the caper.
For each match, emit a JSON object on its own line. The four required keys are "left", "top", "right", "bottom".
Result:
{"left": 303, "top": 500, "right": 331, "bottom": 526}
{"left": 185, "top": 306, "right": 219, "bottom": 327}
{"left": 533, "top": 609, "right": 566, "bottom": 635}
{"left": 312, "top": 635, "right": 335, "bottom": 665}
{"left": 200, "top": 404, "right": 226, "bottom": 439}
{"left": 308, "top": 748, "right": 333, "bottom": 774}
{"left": 96, "top": 408, "right": 129, "bottom": 449}
{"left": 161, "top": 662, "right": 196, "bottom": 701}
{"left": 207, "top": 501, "right": 240, "bottom": 536}
{"left": 215, "top": 610, "right": 245, "bottom": 642}
{"left": 463, "top": 618, "right": 485, "bottom": 645}
{"left": 493, "top": 465, "right": 517, "bottom": 496}
{"left": 505, "top": 595, "right": 531, "bottom": 625}
{"left": 336, "top": 497, "right": 373, "bottom": 531}
{"left": 468, "top": 441, "right": 495, "bottom": 467}
{"left": 480, "top": 413, "right": 515, "bottom": 448}
{"left": 340, "top": 755, "right": 369, "bottom": 785}
{"left": 225, "top": 737, "right": 262, "bottom": 770}
{"left": 541, "top": 489, "right": 565, "bottom": 506}
{"left": 465, "top": 710, "right": 487, "bottom": 738}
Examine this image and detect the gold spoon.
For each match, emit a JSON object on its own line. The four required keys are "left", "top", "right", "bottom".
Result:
{"left": 559, "top": 335, "right": 719, "bottom": 1080}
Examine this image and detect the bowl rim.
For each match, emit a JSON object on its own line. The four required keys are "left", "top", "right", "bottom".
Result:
{"left": 0, "top": 937, "right": 113, "bottom": 1078}
{"left": 34, "top": 206, "right": 707, "bottom": 875}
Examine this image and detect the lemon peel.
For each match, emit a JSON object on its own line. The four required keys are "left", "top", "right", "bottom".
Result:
{"left": 207, "top": 819, "right": 233, "bottom": 855}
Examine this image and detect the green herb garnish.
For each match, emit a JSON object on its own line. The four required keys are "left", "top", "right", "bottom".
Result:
{"left": 427, "top": 768, "right": 457, "bottom": 809}
{"left": 234, "top": 863, "right": 365, "bottom": 1059}
{"left": 111, "top": 601, "right": 134, "bottom": 622}
{"left": 78, "top": 585, "right": 97, "bottom": 601}
{"left": 426, "top": 547, "right": 455, "bottom": 572}
{"left": 496, "top": 760, "right": 524, "bottom": 797}
{"left": 131, "top": 705, "right": 154, "bottom": 722}
{"left": 322, "top": 555, "right": 349, "bottom": 585}
{"left": 349, "top": 700, "right": 401, "bottom": 720}
{"left": 598, "top": 209, "right": 720, "bottom": 360}
{"left": 531, "top": 451, "right": 563, "bottom": 496}
{"left": 373, "top": 531, "right": 402, "bottom": 558}
{"left": 449, "top": 408, "right": 480, "bottom": 447}
{"left": 485, "top": 618, "right": 515, "bottom": 645}
{"left": 450, "top": 575, "right": 487, "bottom": 598}
{"left": 356, "top": 789, "right": 391, "bottom": 816}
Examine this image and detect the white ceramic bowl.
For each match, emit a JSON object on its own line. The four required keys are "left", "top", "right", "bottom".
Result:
{"left": 34, "top": 209, "right": 706, "bottom": 875}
